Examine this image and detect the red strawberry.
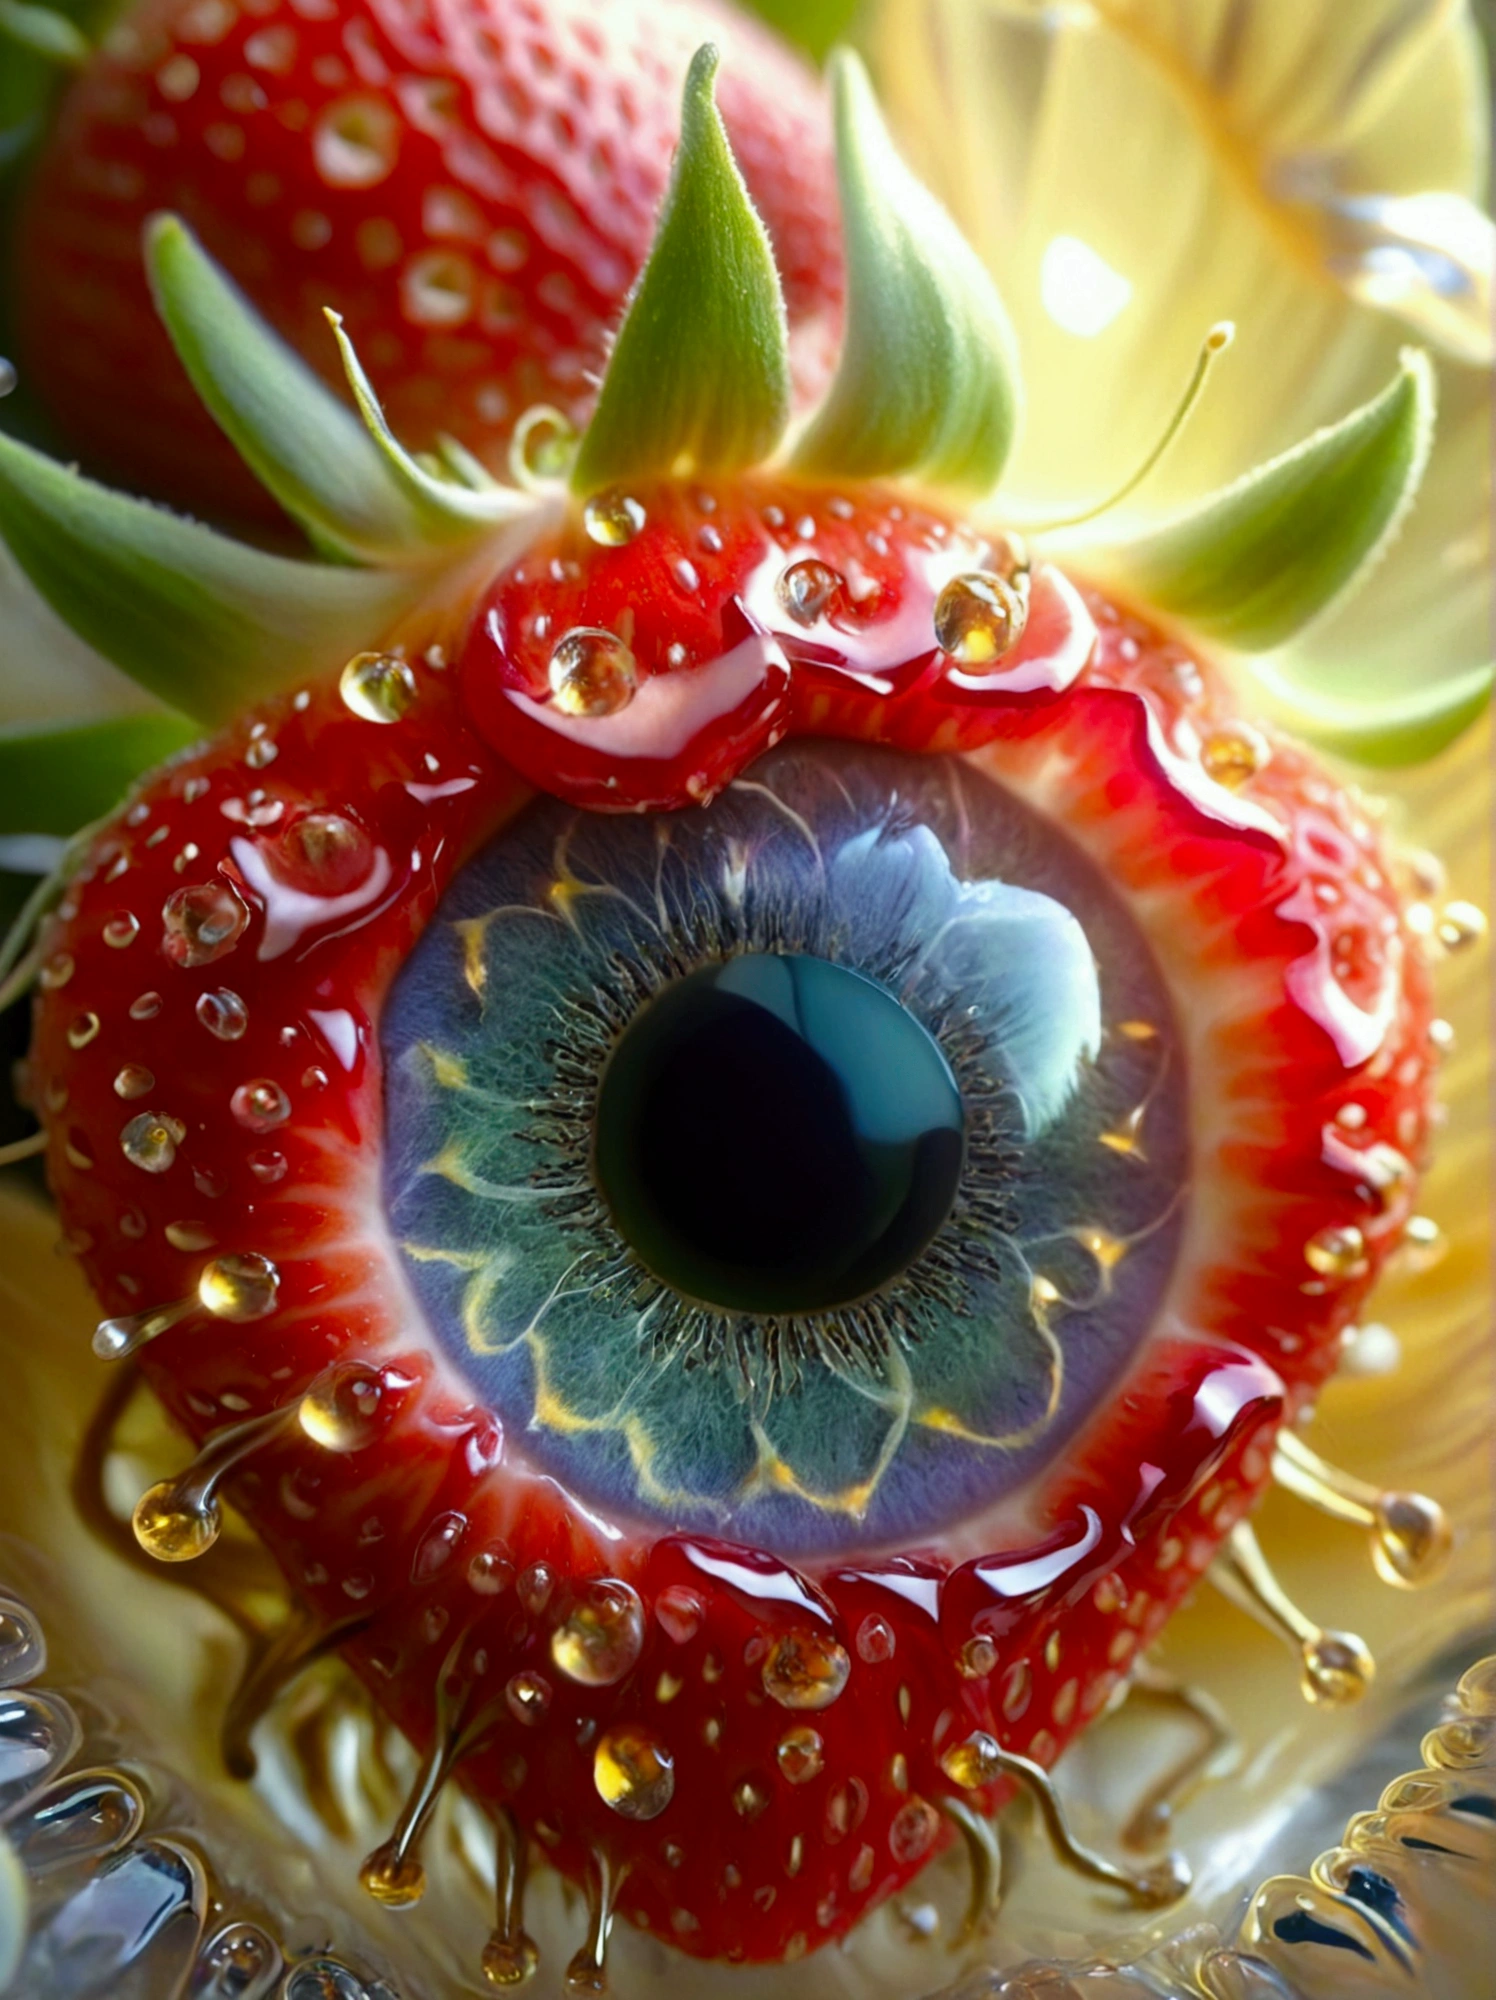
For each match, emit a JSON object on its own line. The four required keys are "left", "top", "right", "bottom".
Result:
{"left": 12, "top": 0, "right": 841, "bottom": 522}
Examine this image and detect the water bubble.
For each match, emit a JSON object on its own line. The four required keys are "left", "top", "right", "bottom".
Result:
{"left": 248, "top": 1148, "right": 288, "bottom": 1184}
{"left": 113, "top": 1064, "right": 155, "bottom": 1100}
{"left": 517, "top": 1562, "right": 554, "bottom": 1615}
{"left": 132, "top": 1479, "right": 220, "bottom": 1561}
{"left": 6, "top": 1768, "right": 147, "bottom": 1877}
{"left": 505, "top": 1671, "right": 552, "bottom": 1725}
{"left": 92, "top": 1297, "right": 192, "bottom": 1361}
{"left": 162, "top": 880, "right": 250, "bottom": 967}
{"left": 198, "top": 1251, "right": 281, "bottom": 1322}
{"left": 481, "top": 1934, "right": 539, "bottom": 1987}
{"left": 582, "top": 490, "right": 646, "bottom": 546}
{"left": 762, "top": 1628, "right": 851, "bottom": 1711}
{"left": 654, "top": 1586, "right": 703, "bottom": 1645}
{"left": 775, "top": 558, "right": 843, "bottom": 625}
{"left": 933, "top": 569, "right": 1029, "bottom": 665}
{"left": 358, "top": 1842, "right": 426, "bottom": 1908}
{"left": 104, "top": 912, "right": 141, "bottom": 949}
{"left": 1201, "top": 723, "right": 1270, "bottom": 789}
{"left": 67, "top": 1012, "right": 101, "bottom": 1050}
{"left": 0, "top": 1594, "right": 46, "bottom": 1687}
{"left": 1304, "top": 1224, "right": 1367, "bottom": 1278}
{"left": 282, "top": 812, "right": 370, "bottom": 891}
{"left": 340, "top": 652, "right": 417, "bottom": 724}
{"left": 776, "top": 1726, "right": 824, "bottom": 1785}
{"left": 855, "top": 1614, "right": 896, "bottom": 1665}
{"left": 231, "top": 1079, "right": 291, "bottom": 1132}
{"left": 411, "top": 1510, "right": 467, "bottom": 1583}
{"left": 940, "top": 1730, "right": 1001, "bottom": 1789}
{"left": 299, "top": 1363, "right": 385, "bottom": 1452}
{"left": 190, "top": 1920, "right": 282, "bottom": 2000}
{"left": 197, "top": 989, "right": 249, "bottom": 1040}
{"left": 468, "top": 1546, "right": 515, "bottom": 1595}
{"left": 551, "top": 1579, "right": 645, "bottom": 1687}
{"left": 0, "top": 1688, "right": 82, "bottom": 1815}
{"left": 593, "top": 1724, "right": 675, "bottom": 1820}
{"left": 1301, "top": 1629, "right": 1375, "bottom": 1705}
{"left": 1372, "top": 1491, "right": 1452, "bottom": 1587}
{"left": 315, "top": 93, "right": 400, "bottom": 188}
{"left": 120, "top": 1110, "right": 186, "bottom": 1173}
{"left": 548, "top": 628, "right": 637, "bottom": 718}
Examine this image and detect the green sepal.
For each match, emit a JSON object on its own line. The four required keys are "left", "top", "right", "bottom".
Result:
{"left": 790, "top": 49, "right": 1023, "bottom": 498}
{"left": 0, "top": 0, "right": 89, "bottom": 64}
{"left": 570, "top": 44, "right": 790, "bottom": 496}
{"left": 1246, "top": 657, "right": 1491, "bottom": 768}
{"left": 0, "top": 429, "right": 416, "bottom": 723}
{"left": 145, "top": 215, "right": 430, "bottom": 564}
{"left": 1112, "top": 351, "right": 1437, "bottom": 652}
{"left": 325, "top": 311, "right": 532, "bottom": 541}
{"left": 0, "top": 714, "right": 202, "bottom": 836}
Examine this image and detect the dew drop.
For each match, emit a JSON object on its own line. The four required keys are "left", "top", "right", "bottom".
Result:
{"left": 594, "top": 1724, "right": 675, "bottom": 1820}
{"left": 776, "top": 1726, "right": 824, "bottom": 1785}
{"left": 120, "top": 1110, "right": 185, "bottom": 1174}
{"left": 855, "top": 1614, "right": 896, "bottom": 1665}
{"left": 359, "top": 1842, "right": 426, "bottom": 1908}
{"left": 162, "top": 880, "right": 250, "bottom": 967}
{"left": 92, "top": 1297, "right": 192, "bottom": 1361}
{"left": 505, "top": 1670, "right": 552, "bottom": 1725}
{"left": 1372, "top": 1492, "right": 1452, "bottom": 1587}
{"left": 197, "top": 989, "right": 249, "bottom": 1040}
{"left": 231, "top": 1078, "right": 291, "bottom": 1132}
{"left": 245, "top": 735, "right": 278, "bottom": 770}
{"left": 412, "top": 1510, "right": 467, "bottom": 1583}
{"left": 655, "top": 1585, "right": 703, "bottom": 1645}
{"left": 132, "top": 1479, "right": 220, "bottom": 1561}
{"left": 551, "top": 1579, "right": 645, "bottom": 1687}
{"left": 67, "top": 1012, "right": 101, "bottom": 1050}
{"left": 1201, "top": 723, "right": 1270, "bottom": 789}
{"left": 1300, "top": 1629, "right": 1375, "bottom": 1705}
{"left": 762, "top": 1629, "right": 851, "bottom": 1711}
{"left": 113, "top": 1064, "right": 155, "bottom": 1100}
{"left": 298, "top": 1363, "right": 385, "bottom": 1452}
{"left": 933, "top": 570, "right": 1029, "bottom": 664}
{"left": 775, "top": 558, "right": 843, "bottom": 625}
{"left": 198, "top": 1251, "right": 280, "bottom": 1322}
{"left": 939, "top": 1730, "right": 1001, "bottom": 1790}
{"left": 1304, "top": 1223, "right": 1367, "bottom": 1278}
{"left": 248, "top": 1148, "right": 288, "bottom": 1184}
{"left": 582, "top": 490, "right": 646, "bottom": 546}
{"left": 283, "top": 811, "right": 371, "bottom": 890}
{"left": 340, "top": 651, "right": 417, "bottom": 723}
{"left": 103, "top": 912, "right": 141, "bottom": 949}
{"left": 548, "top": 628, "right": 637, "bottom": 717}
{"left": 468, "top": 1545, "right": 515, "bottom": 1595}
{"left": 518, "top": 1562, "right": 555, "bottom": 1615}
{"left": 482, "top": 1934, "right": 539, "bottom": 1987}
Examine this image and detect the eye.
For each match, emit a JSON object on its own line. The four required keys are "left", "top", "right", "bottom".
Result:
{"left": 384, "top": 738, "right": 1185, "bottom": 1553}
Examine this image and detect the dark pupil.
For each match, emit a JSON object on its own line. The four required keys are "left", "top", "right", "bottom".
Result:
{"left": 594, "top": 952, "right": 965, "bottom": 1315}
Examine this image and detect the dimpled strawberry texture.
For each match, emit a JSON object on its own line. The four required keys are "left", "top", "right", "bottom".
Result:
{"left": 15, "top": 0, "right": 841, "bottom": 521}
{"left": 25, "top": 530, "right": 1438, "bottom": 1964}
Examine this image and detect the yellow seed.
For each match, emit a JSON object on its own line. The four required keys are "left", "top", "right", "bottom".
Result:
{"left": 548, "top": 628, "right": 637, "bottom": 718}
{"left": 340, "top": 651, "right": 417, "bottom": 723}
{"left": 593, "top": 1725, "right": 675, "bottom": 1820}
{"left": 761, "top": 1628, "right": 851, "bottom": 1711}
{"left": 132, "top": 1480, "right": 219, "bottom": 1562}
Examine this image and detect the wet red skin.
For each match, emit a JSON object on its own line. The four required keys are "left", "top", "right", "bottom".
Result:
{"left": 27, "top": 479, "right": 1435, "bottom": 1964}
{"left": 15, "top": 0, "right": 841, "bottom": 525}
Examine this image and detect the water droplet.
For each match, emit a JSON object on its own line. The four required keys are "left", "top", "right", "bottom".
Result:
{"left": 775, "top": 558, "right": 843, "bottom": 625}
{"left": 1201, "top": 723, "right": 1269, "bottom": 788}
{"left": 518, "top": 1562, "right": 554, "bottom": 1615}
{"left": 197, "top": 989, "right": 249, "bottom": 1040}
{"left": 248, "top": 1148, "right": 288, "bottom": 1184}
{"left": 505, "top": 1671, "right": 552, "bottom": 1725}
{"left": 548, "top": 628, "right": 637, "bottom": 718}
{"left": 1300, "top": 1629, "right": 1375, "bottom": 1705}
{"left": 933, "top": 570, "right": 1029, "bottom": 665}
{"left": 481, "top": 1934, "right": 539, "bottom": 1987}
{"left": 113, "top": 1064, "right": 155, "bottom": 1100}
{"left": 855, "top": 1614, "right": 896, "bottom": 1665}
{"left": 340, "top": 651, "right": 417, "bottom": 723}
{"left": 776, "top": 1726, "right": 824, "bottom": 1785}
{"left": 1372, "top": 1491, "right": 1451, "bottom": 1587}
{"left": 162, "top": 880, "right": 250, "bottom": 967}
{"left": 283, "top": 811, "right": 371, "bottom": 891}
{"left": 655, "top": 1586, "right": 703, "bottom": 1645}
{"left": 245, "top": 734, "right": 278, "bottom": 770}
{"left": 593, "top": 1724, "right": 675, "bottom": 1820}
{"left": 940, "top": 1730, "right": 1001, "bottom": 1789}
{"left": 468, "top": 1545, "right": 515, "bottom": 1595}
{"left": 551, "top": 1579, "right": 645, "bottom": 1687}
{"left": 67, "top": 1012, "right": 101, "bottom": 1050}
{"left": 281, "top": 1960, "right": 369, "bottom": 2000}
{"left": 130, "top": 991, "right": 163, "bottom": 1020}
{"left": 582, "top": 490, "right": 646, "bottom": 546}
{"left": 120, "top": 1110, "right": 185, "bottom": 1173}
{"left": 359, "top": 1842, "right": 426, "bottom": 1908}
{"left": 39, "top": 951, "right": 74, "bottom": 990}
{"left": 104, "top": 912, "right": 141, "bottom": 949}
{"left": 133, "top": 1479, "right": 220, "bottom": 1561}
{"left": 298, "top": 1363, "right": 385, "bottom": 1452}
{"left": 888, "top": 1795, "right": 941, "bottom": 1864}
{"left": 412, "top": 1510, "right": 467, "bottom": 1583}
{"left": 0, "top": 1595, "right": 46, "bottom": 1687}
{"left": 24, "top": 1838, "right": 207, "bottom": 1994}
{"left": 1304, "top": 1223, "right": 1367, "bottom": 1278}
{"left": 231, "top": 1078, "right": 291, "bottom": 1132}
{"left": 198, "top": 1251, "right": 280, "bottom": 1322}
{"left": 762, "top": 1628, "right": 851, "bottom": 1711}
{"left": 191, "top": 1921, "right": 282, "bottom": 2000}
{"left": 93, "top": 1296, "right": 193, "bottom": 1360}
{"left": 0, "top": 1687, "right": 81, "bottom": 1816}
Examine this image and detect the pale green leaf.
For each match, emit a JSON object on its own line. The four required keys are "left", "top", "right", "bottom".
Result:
{"left": 1111, "top": 350, "right": 1436, "bottom": 651}
{"left": 570, "top": 44, "right": 790, "bottom": 495}
{"left": 145, "top": 215, "right": 428, "bottom": 563}
{"left": 790, "top": 48, "right": 1023, "bottom": 497}
{"left": 0, "top": 430, "right": 415, "bottom": 723}
{"left": 0, "top": 0, "right": 88, "bottom": 64}
{"left": 1246, "top": 655, "right": 1491, "bottom": 768}
{"left": 0, "top": 714, "right": 201, "bottom": 836}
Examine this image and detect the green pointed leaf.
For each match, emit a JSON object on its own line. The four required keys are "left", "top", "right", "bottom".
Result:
{"left": 570, "top": 44, "right": 790, "bottom": 496}
{"left": 145, "top": 214, "right": 427, "bottom": 564}
{"left": 1246, "top": 656, "right": 1491, "bottom": 768}
{"left": 0, "top": 714, "right": 201, "bottom": 836}
{"left": 0, "top": 0, "right": 89, "bottom": 64}
{"left": 1113, "top": 350, "right": 1437, "bottom": 652}
{"left": 325, "top": 311, "right": 531, "bottom": 540}
{"left": 0, "top": 429, "right": 416, "bottom": 723}
{"left": 790, "top": 49, "right": 1023, "bottom": 498}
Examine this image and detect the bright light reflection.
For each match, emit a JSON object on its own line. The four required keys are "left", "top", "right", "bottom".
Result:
{"left": 1040, "top": 234, "right": 1134, "bottom": 336}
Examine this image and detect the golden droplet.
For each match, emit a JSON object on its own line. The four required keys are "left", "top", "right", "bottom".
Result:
{"left": 481, "top": 1935, "right": 539, "bottom": 1988}
{"left": 593, "top": 1724, "right": 675, "bottom": 1820}
{"left": 1435, "top": 899, "right": 1487, "bottom": 952}
{"left": 198, "top": 1251, "right": 281, "bottom": 1322}
{"left": 1373, "top": 1492, "right": 1452, "bottom": 1588}
{"left": 933, "top": 570, "right": 1029, "bottom": 666}
{"left": 132, "top": 1479, "right": 220, "bottom": 1562}
{"left": 298, "top": 1363, "right": 385, "bottom": 1452}
{"left": 762, "top": 1628, "right": 852, "bottom": 1711}
{"left": 582, "top": 490, "right": 646, "bottom": 546}
{"left": 340, "top": 651, "right": 417, "bottom": 723}
{"left": 551, "top": 1580, "right": 645, "bottom": 1687}
{"left": 358, "top": 1842, "right": 427, "bottom": 1908}
{"left": 775, "top": 558, "right": 844, "bottom": 626}
{"left": 940, "top": 1731, "right": 1002, "bottom": 1790}
{"left": 776, "top": 1726, "right": 825, "bottom": 1785}
{"left": 548, "top": 628, "right": 637, "bottom": 718}
{"left": 1304, "top": 1223, "right": 1367, "bottom": 1278}
{"left": 1200, "top": 723, "right": 1270, "bottom": 789}
{"left": 1301, "top": 1629, "right": 1375, "bottom": 1706}
{"left": 120, "top": 1110, "right": 185, "bottom": 1174}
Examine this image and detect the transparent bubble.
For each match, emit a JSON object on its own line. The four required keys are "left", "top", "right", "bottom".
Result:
{"left": 547, "top": 628, "right": 637, "bottom": 718}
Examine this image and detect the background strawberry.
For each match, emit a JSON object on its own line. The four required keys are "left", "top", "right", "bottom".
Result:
{"left": 10, "top": 0, "right": 842, "bottom": 523}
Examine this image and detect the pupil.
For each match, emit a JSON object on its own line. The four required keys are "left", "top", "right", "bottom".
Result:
{"left": 594, "top": 953, "right": 965, "bottom": 1315}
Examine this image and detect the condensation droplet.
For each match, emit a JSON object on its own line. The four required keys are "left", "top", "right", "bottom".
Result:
{"left": 855, "top": 1614, "right": 896, "bottom": 1665}
{"left": 582, "top": 490, "right": 646, "bottom": 546}
{"left": 518, "top": 1562, "right": 554, "bottom": 1615}
{"left": 197, "top": 989, "right": 249, "bottom": 1040}
{"left": 551, "top": 1579, "right": 645, "bottom": 1687}
{"left": 548, "top": 628, "right": 637, "bottom": 718}
{"left": 1436, "top": 899, "right": 1487, "bottom": 952}
{"left": 245, "top": 735, "right": 278, "bottom": 770}
{"left": 412, "top": 1510, "right": 467, "bottom": 1583}
{"left": 0, "top": 1593, "right": 46, "bottom": 1686}
{"left": 190, "top": 1921, "right": 281, "bottom": 2000}
{"left": 359, "top": 1842, "right": 426, "bottom": 1908}
{"left": 103, "top": 912, "right": 141, "bottom": 949}
{"left": 340, "top": 651, "right": 417, "bottom": 723}
{"left": 120, "top": 1110, "right": 185, "bottom": 1174}
{"left": 775, "top": 558, "right": 843, "bottom": 626}
{"left": 198, "top": 1251, "right": 280, "bottom": 1322}
{"left": 468, "top": 1545, "right": 515, "bottom": 1595}
{"left": 940, "top": 1730, "right": 1001, "bottom": 1789}
{"left": 655, "top": 1586, "right": 703, "bottom": 1645}
{"left": 594, "top": 1724, "right": 675, "bottom": 1820}
{"left": 1301, "top": 1629, "right": 1375, "bottom": 1705}
{"left": 933, "top": 570, "right": 1029, "bottom": 665}
{"left": 162, "top": 880, "right": 250, "bottom": 967}
{"left": 299, "top": 1363, "right": 385, "bottom": 1452}
{"left": 113, "top": 1064, "right": 155, "bottom": 1100}
{"left": 284, "top": 811, "right": 370, "bottom": 889}
{"left": 231, "top": 1078, "right": 291, "bottom": 1132}
{"left": 1201, "top": 723, "right": 1270, "bottom": 789}
{"left": 248, "top": 1148, "right": 288, "bottom": 1184}
{"left": 762, "top": 1629, "right": 851, "bottom": 1711}
{"left": 776, "top": 1726, "right": 824, "bottom": 1785}
{"left": 92, "top": 1297, "right": 192, "bottom": 1361}
{"left": 505, "top": 1671, "right": 552, "bottom": 1725}
{"left": 1304, "top": 1223, "right": 1367, "bottom": 1278}
{"left": 132, "top": 1479, "right": 220, "bottom": 1561}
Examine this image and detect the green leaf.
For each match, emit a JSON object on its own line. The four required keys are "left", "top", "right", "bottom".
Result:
{"left": 737, "top": 0, "right": 860, "bottom": 61}
{"left": 1246, "top": 656, "right": 1491, "bottom": 768}
{"left": 145, "top": 215, "right": 428, "bottom": 564}
{"left": 570, "top": 44, "right": 790, "bottom": 496}
{"left": 790, "top": 48, "right": 1023, "bottom": 498}
{"left": 0, "top": 714, "right": 202, "bottom": 836}
{"left": 0, "top": 429, "right": 416, "bottom": 723}
{"left": 0, "top": 0, "right": 88, "bottom": 64}
{"left": 1113, "top": 350, "right": 1437, "bottom": 652}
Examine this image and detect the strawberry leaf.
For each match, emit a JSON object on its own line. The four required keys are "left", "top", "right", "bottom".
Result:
{"left": 1247, "top": 656, "right": 1491, "bottom": 768}
{"left": 570, "top": 44, "right": 790, "bottom": 496}
{"left": 0, "top": 429, "right": 416, "bottom": 722}
{"left": 0, "top": 0, "right": 88, "bottom": 65}
{"left": 0, "top": 714, "right": 201, "bottom": 836}
{"left": 1110, "top": 350, "right": 1437, "bottom": 651}
{"left": 790, "top": 49, "right": 1023, "bottom": 498}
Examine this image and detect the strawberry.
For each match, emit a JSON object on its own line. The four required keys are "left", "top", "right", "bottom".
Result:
{"left": 12, "top": 0, "right": 841, "bottom": 522}
{"left": 2, "top": 41, "right": 1452, "bottom": 1981}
